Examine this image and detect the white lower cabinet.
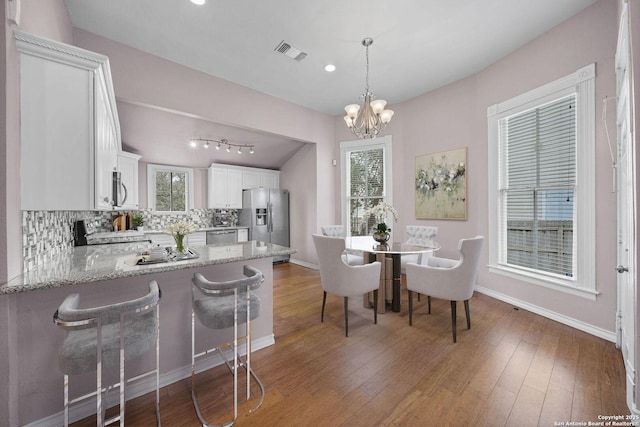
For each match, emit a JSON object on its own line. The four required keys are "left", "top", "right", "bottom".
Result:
{"left": 147, "top": 231, "right": 206, "bottom": 248}
{"left": 146, "top": 233, "right": 175, "bottom": 247}
{"left": 237, "top": 228, "right": 249, "bottom": 242}
{"left": 206, "top": 244, "right": 244, "bottom": 259}
{"left": 187, "top": 231, "right": 206, "bottom": 246}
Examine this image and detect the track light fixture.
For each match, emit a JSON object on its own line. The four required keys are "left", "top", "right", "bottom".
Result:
{"left": 189, "top": 138, "right": 255, "bottom": 154}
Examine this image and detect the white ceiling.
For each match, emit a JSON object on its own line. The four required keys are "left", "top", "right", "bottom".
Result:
{"left": 63, "top": 0, "right": 598, "bottom": 168}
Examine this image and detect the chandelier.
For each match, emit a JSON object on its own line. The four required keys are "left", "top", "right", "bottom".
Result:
{"left": 189, "top": 138, "right": 255, "bottom": 154}
{"left": 344, "top": 38, "right": 394, "bottom": 139}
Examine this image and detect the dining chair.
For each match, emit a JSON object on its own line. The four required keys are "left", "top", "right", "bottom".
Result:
{"left": 405, "top": 236, "right": 484, "bottom": 343}
{"left": 400, "top": 225, "right": 438, "bottom": 274}
{"left": 312, "top": 234, "right": 381, "bottom": 336}
{"left": 320, "top": 225, "right": 363, "bottom": 266}
{"left": 53, "top": 281, "right": 161, "bottom": 427}
{"left": 320, "top": 225, "right": 346, "bottom": 237}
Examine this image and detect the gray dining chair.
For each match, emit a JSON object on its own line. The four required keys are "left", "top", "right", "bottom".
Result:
{"left": 54, "top": 281, "right": 161, "bottom": 427}
{"left": 312, "top": 234, "right": 381, "bottom": 336}
{"left": 406, "top": 236, "right": 484, "bottom": 343}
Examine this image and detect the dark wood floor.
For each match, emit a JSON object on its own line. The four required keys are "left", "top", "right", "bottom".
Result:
{"left": 73, "top": 262, "right": 628, "bottom": 426}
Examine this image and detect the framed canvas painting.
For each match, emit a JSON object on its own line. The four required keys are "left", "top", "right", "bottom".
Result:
{"left": 415, "top": 147, "right": 467, "bottom": 220}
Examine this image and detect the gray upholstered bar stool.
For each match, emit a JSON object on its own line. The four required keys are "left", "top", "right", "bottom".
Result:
{"left": 191, "top": 265, "right": 265, "bottom": 427}
{"left": 53, "top": 281, "right": 161, "bottom": 427}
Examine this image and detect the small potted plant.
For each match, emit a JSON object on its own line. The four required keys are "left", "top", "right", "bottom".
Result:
{"left": 131, "top": 212, "right": 144, "bottom": 231}
{"left": 363, "top": 202, "right": 398, "bottom": 244}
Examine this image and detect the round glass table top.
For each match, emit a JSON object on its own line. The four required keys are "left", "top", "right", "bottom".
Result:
{"left": 346, "top": 236, "right": 439, "bottom": 254}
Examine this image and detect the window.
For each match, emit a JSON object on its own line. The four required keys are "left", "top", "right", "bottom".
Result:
{"left": 340, "top": 135, "right": 393, "bottom": 236}
{"left": 147, "top": 164, "right": 194, "bottom": 214}
{"left": 487, "top": 64, "right": 596, "bottom": 298}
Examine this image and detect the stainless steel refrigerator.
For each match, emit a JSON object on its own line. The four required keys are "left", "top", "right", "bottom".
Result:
{"left": 239, "top": 188, "right": 290, "bottom": 262}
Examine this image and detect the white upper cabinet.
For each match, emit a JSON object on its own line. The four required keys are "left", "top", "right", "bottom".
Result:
{"left": 208, "top": 165, "right": 243, "bottom": 209}
{"left": 16, "top": 31, "right": 122, "bottom": 211}
{"left": 117, "top": 151, "right": 141, "bottom": 210}
{"left": 209, "top": 164, "right": 280, "bottom": 209}
{"left": 242, "top": 168, "right": 279, "bottom": 189}
{"left": 260, "top": 171, "right": 279, "bottom": 189}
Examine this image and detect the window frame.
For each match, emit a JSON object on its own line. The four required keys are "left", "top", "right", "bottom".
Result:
{"left": 340, "top": 135, "right": 393, "bottom": 237}
{"left": 147, "top": 163, "right": 194, "bottom": 214}
{"left": 487, "top": 63, "right": 597, "bottom": 299}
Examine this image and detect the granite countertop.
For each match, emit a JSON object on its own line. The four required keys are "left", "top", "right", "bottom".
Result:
{"left": 0, "top": 241, "right": 295, "bottom": 295}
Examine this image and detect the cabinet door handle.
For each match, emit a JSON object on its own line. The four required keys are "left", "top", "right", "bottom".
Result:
{"left": 121, "top": 182, "right": 128, "bottom": 206}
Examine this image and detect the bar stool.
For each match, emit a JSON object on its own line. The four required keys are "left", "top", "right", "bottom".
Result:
{"left": 191, "top": 265, "right": 265, "bottom": 426}
{"left": 53, "top": 281, "right": 161, "bottom": 427}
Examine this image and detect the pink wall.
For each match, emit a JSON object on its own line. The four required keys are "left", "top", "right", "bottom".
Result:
{"left": 280, "top": 143, "right": 318, "bottom": 264}
{"left": 19, "top": 0, "right": 73, "bottom": 44}
{"left": 333, "top": 0, "right": 619, "bottom": 334}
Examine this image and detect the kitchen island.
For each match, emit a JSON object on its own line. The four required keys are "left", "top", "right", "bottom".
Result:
{"left": 0, "top": 241, "right": 294, "bottom": 426}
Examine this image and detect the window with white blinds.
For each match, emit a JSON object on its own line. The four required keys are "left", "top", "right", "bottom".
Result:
{"left": 499, "top": 95, "right": 576, "bottom": 278}
{"left": 488, "top": 64, "right": 596, "bottom": 298}
{"left": 340, "top": 136, "right": 393, "bottom": 237}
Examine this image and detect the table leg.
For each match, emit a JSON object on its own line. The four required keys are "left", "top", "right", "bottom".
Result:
{"left": 362, "top": 251, "right": 387, "bottom": 314}
{"left": 392, "top": 253, "right": 401, "bottom": 312}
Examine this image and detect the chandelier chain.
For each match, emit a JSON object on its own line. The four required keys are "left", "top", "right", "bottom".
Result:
{"left": 365, "top": 43, "right": 370, "bottom": 93}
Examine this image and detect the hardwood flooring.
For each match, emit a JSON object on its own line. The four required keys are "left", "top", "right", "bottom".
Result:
{"left": 72, "top": 262, "right": 628, "bottom": 426}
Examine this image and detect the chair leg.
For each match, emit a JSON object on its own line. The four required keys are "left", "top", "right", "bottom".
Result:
{"left": 373, "top": 290, "right": 378, "bottom": 325}
{"left": 408, "top": 290, "right": 413, "bottom": 326}
{"left": 428, "top": 296, "right": 431, "bottom": 314}
{"left": 63, "top": 374, "right": 69, "bottom": 427}
{"left": 451, "top": 301, "right": 457, "bottom": 343}
{"left": 464, "top": 299, "right": 471, "bottom": 330}
{"left": 321, "top": 291, "right": 327, "bottom": 323}
{"left": 344, "top": 297, "right": 349, "bottom": 337}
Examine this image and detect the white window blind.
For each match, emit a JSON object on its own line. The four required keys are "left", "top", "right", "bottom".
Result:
{"left": 499, "top": 95, "right": 576, "bottom": 278}
{"left": 340, "top": 136, "right": 393, "bottom": 236}
{"left": 349, "top": 148, "right": 384, "bottom": 236}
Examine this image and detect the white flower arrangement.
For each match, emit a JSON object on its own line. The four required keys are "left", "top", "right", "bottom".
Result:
{"left": 163, "top": 220, "right": 197, "bottom": 237}
{"left": 363, "top": 202, "right": 399, "bottom": 225}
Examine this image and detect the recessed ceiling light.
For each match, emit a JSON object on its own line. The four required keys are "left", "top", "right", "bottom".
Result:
{"left": 190, "top": 0, "right": 206, "bottom": 5}
{"left": 324, "top": 64, "right": 336, "bottom": 72}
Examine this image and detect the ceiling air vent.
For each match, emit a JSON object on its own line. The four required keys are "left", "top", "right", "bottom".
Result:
{"left": 274, "top": 40, "right": 307, "bottom": 61}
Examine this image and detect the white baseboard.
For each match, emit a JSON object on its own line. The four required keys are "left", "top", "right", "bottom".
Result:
{"left": 25, "top": 334, "right": 275, "bottom": 427}
{"left": 289, "top": 258, "right": 318, "bottom": 270}
{"left": 474, "top": 285, "right": 616, "bottom": 342}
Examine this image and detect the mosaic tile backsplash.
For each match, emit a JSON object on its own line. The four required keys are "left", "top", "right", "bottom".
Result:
{"left": 22, "top": 209, "right": 236, "bottom": 272}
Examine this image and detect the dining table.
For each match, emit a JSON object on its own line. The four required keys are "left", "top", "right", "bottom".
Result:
{"left": 346, "top": 236, "right": 439, "bottom": 313}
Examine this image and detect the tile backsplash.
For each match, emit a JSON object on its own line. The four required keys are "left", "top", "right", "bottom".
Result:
{"left": 21, "top": 209, "right": 237, "bottom": 272}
